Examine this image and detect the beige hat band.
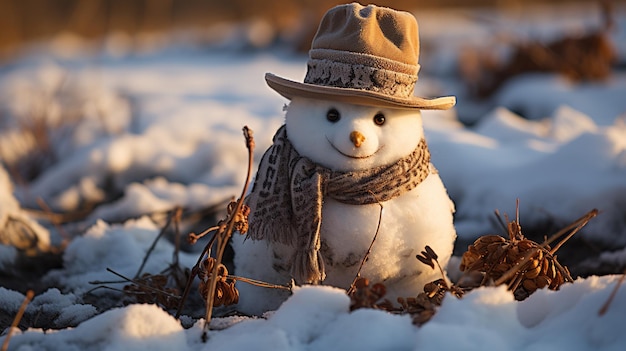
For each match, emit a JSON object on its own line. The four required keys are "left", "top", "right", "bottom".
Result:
{"left": 304, "top": 58, "right": 418, "bottom": 99}
{"left": 309, "top": 48, "right": 419, "bottom": 75}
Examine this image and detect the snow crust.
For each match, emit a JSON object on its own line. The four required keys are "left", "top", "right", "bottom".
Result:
{"left": 3, "top": 277, "right": 625, "bottom": 350}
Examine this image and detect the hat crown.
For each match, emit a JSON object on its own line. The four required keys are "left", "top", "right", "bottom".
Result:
{"left": 311, "top": 3, "right": 419, "bottom": 67}
{"left": 264, "top": 3, "right": 456, "bottom": 110}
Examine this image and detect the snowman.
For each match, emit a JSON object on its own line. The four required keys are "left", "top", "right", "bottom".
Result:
{"left": 233, "top": 2, "right": 457, "bottom": 315}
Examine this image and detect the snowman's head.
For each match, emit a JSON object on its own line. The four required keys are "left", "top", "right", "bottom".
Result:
{"left": 285, "top": 97, "right": 424, "bottom": 172}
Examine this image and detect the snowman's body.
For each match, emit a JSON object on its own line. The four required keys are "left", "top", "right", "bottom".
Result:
{"left": 233, "top": 97, "right": 456, "bottom": 315}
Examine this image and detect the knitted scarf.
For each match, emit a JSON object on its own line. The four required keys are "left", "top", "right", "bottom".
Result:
{"left": 245, "top": 125, "right": 432, "bottom": 284}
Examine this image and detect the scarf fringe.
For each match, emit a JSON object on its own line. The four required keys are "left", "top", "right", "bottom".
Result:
{"left": 292, "top": 249, "right": 326, "bottom": 284}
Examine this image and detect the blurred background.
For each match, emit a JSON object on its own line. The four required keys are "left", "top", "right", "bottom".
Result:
{"left": 0, "top": 0, "right": 616, "bottom": 58}
{"left": 1, "top": 1, "right": 622, "bottom": 121}
{"left": 0, "top": 0, "right": 623, "bottom": 196}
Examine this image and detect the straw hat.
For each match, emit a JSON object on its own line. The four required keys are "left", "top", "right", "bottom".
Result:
{"left": 265, "top": 2, "right": 455, "bottom": 110}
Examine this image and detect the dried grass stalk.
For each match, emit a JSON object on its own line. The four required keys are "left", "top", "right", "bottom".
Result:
{"left": 1, "top": 290, "right": 34, "bottom": 351}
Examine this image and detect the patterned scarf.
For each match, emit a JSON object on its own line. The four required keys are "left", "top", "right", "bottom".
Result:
{"left": 245, "top": 125, "right": 432, "bottom": 284}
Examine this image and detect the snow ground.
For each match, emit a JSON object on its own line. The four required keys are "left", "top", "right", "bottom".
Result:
{"left": 1, "top": 3, "right": 626, "bottom": 350}
{"left": 2, "top": 277, "right": 625, "bottom": 351}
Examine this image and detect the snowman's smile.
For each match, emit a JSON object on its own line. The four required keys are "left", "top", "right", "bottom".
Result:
{"left": 326, "top": 137, "right": 382, "bottom": 159}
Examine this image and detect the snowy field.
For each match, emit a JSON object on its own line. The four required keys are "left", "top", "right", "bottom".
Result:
{"left": 1, "top": 3, "right": 626, "bottom": 350}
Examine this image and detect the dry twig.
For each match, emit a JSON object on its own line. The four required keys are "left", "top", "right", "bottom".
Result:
{"left": 198, "top": 126, "right": 254, "bottom": 341}
{"left": 598, "top": 269, "right": 626, "bottom": 316}
{"left": 174, "top": 126, "right": 256, "bottom": 342}
{"left": 347, "top": 196, "right": 383, "bottom": 295}
{"left": 1, "top": 290, "right": 34, "bottom": 351}
{"left": 87, "top": 207, "right": 188, "bottom": 309}
{"left": 135, "top": 207, "right": 182, "bottom": 279}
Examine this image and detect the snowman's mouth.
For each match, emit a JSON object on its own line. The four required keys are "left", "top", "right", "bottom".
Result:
{"left": 326, "top": 137, "right": 382, "bottom": 159}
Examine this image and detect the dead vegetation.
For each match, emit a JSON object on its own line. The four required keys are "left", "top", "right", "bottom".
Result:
{"left": 459, "top": 205, "right": 596, "bottom": 300}
{"left": 0, "top": 69, "right": 136, "bottom": 220}
{"left": 0, "top": 73, "right": 98, "bottom": 183}
{"left": 462, "top": 1, "right": 617, "bottom": 98}
{"left": 349, "top": 247, "right": 464, "bottom": 326}
{"left": 87, "top": 207, "right": 189, "bottom": 313}
{"left": 348, "top": 202, "right": 599, "bottom": 326}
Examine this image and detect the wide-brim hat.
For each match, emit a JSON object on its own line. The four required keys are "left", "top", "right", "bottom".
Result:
{"left": 266, "top": 2, "right": 455, "bottom": 110}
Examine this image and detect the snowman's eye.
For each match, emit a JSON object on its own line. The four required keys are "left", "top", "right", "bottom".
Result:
{"left": 373, "top": 112, "right": 386, "bottom": 126}
{"left": 326, "top": 108, "right": 341, "bottom": 123}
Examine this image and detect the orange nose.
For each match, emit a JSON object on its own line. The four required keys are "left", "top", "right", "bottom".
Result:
{"left": 350, "top": 131, "right": 366, "bottom": 148}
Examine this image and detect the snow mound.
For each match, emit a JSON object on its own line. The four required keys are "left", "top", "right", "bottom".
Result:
{"left": 44, "top": 217, "right": 197, "bottom": 294}
{"left": 427, "top": 105, "right": 626, "bottom": 248}
{"left": 4, "top": 304, "right": 185, "bottom": 351}
{"left": 3, "top": 276, "right": 623, "bottom": 350}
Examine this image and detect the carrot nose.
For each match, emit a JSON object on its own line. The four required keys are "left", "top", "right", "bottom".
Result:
{"left": 350, "top": 131, "right": 366, "bottom": 148}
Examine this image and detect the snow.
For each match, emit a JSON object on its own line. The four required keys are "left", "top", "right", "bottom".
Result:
{"left": 5, "top": 304, "right": 187, "bottom": 351}
{"left": 417, "top": 276, "right": 626, "bottom": 350}
{"left": 3, "top": 277, "right": 625, "bottom": 350}
{"left": 423, "top": 104, "right": 626, "bottom": 247}
{"left": 493, "top": 74, "right": 626, "bottom": 124}
{"left": 44, "top": 217, "right": 198, "bottom": 295}
{"left": 1, "top": 2, "right": 626, "bottom": 350}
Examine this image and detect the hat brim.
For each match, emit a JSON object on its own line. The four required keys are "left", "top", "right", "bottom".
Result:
{"left": 265, "top": 73, "right": 455, "bottom": 110}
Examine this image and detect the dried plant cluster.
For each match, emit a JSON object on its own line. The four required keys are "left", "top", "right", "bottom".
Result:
{"left": 460, "top": 230, "right": 571, "bottom": 301}
{"left": 184, "top": 198, "right": 250, "bottom": 312}
{"left": 197, "top": 257, "right": 239, "bottom": 308}
{"left": 349, "top": 246, "right": 464, "bottom": 326}
{"left": 123, "top": 273, "right": 182, "bottom": 310}
{"left": 348, "top": 205, "right": 598, "bottom": 325}
{"left": 459, "top": 207, "right": 597, "bottom": 300}
{"left": 190, "top": 199, "right": 292, "bottom": 312}
{"left": 349, "top": 276, "right": 464, "bottom": 327}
